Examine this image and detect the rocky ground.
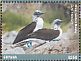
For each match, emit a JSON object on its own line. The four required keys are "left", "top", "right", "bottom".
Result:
{"left": 2, "top": 28, "right": 79, "bottom": 54}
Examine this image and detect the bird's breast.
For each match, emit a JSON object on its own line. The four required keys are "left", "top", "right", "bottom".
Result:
{"left": 33, "top": 18, "right": 44, "bottom": 32}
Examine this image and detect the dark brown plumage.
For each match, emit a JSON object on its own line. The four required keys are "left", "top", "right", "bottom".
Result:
{"left": 13, "top": 22, "right": 36, "bottom": 44}
{"left": 28, "top": 28, "right": 60, "bottom": 41}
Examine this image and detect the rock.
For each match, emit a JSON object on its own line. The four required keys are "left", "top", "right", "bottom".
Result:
{"left": 2, "top": 31, "right": 18, "bottom": 44}
{"left": 2, "top": 43, "right": 12, "bottom": 52}
{"left": 25, "top": 41, "right": 60, "bottom": 54}
{"left": 2, "top": 30, "right": 79, "bottom": 54}
{"left": 3, "top": 47, "right": 25, "bottom": 54}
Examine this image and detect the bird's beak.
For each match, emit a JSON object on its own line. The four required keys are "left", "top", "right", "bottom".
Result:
{"left": 59, "top": 19, "right": 62, "bottom": 21}
{"left": 59, "top": 20, "right": 62, "bottom": 23}
{"left": 41, "top": 12, "right": 44, "bottom": 15}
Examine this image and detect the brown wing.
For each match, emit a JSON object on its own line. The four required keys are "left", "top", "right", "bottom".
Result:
{"left": 29, "top": 28, "right": 60, "bottom": 41}
{"left": 13, "top": 22, "right": 36, "bottom": 44}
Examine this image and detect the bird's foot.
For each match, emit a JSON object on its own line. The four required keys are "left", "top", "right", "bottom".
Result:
{"left": 26, "top": 40, "right": 32, "bottom": 48}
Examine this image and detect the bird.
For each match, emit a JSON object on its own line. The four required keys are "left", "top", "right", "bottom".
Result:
{"left": 13, "top": 10, "right": 44, "bottom": 44}
{"left": 24, "top": 19, "right": 62, "bottom": 48}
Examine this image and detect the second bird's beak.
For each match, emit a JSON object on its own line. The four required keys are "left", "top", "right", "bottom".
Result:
{"left": 41, "top": 12, "right": 44, "bottom": 14}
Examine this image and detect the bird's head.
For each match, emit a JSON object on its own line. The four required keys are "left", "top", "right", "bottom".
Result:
{"left": 33, "top": 10, "right": 44, "bottom": 17}
{"left": 53, "top": 19, "right": 62, "bottom": 30}
{"left": 53, "top": 19, "right": 62, "bottom": 26}
{"left": 32, "top": 10, "right": 44, "bottom": 22}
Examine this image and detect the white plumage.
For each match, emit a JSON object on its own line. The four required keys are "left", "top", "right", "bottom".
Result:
{"left": 33, "top": 17, "right": 44, "bottom": 32}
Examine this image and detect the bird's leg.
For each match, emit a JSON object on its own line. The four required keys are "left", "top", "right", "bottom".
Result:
{"left": 52, "top": 39, "right": 60, "bottom": 41}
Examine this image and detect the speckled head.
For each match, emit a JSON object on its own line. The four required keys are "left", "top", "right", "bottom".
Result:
{"left": 54, "top": 19, "right": 62, "bottom": 26}
{"left": 33, "top": 10, "right": 44, "bottom": 17}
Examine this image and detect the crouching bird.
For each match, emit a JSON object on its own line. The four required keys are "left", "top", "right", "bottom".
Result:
{"left": 24, "top": 19, "right": 62, "bottom": 48}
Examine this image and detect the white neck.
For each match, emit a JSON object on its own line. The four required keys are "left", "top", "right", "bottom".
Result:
{"left": 53, "top": 24, "right": 60, "bottom": 30}
{"left": 53, "top": 24, "right": 62, "bottom": 40}
{"left": 33, "top": 15, "right": 44, "bottom": 32}
{"left": 32, "top": 15, "right": 37, "bottom": 22}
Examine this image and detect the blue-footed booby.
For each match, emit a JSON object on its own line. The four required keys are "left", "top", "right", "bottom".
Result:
{"left": 13, "top": 10, "right": 44, "bottom": 44}
{"left": 25, "top": 19, "right": 62, "bottom": 48}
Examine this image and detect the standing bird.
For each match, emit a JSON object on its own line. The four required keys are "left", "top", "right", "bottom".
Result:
{"left": 13, "top": 10, "right": 44, "bottom": 44}
{"left": 25, "top": 19, "right": 62, "bottom": 47}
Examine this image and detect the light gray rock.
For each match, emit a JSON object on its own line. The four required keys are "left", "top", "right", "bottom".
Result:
{"left": 2, "top": 31, "right": 18, "bottom": 44}
{"left": 3, "top": 47, "right": 25, "bottom": 54}
{"left": 2, "top": 30, "right": 79, "bottom": 54}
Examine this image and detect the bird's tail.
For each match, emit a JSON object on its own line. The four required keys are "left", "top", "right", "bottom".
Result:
{"left": 13, "top": 33, "right": 32, "bottom": 45}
